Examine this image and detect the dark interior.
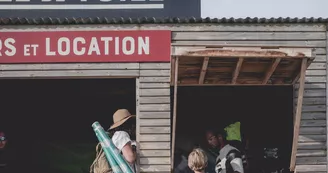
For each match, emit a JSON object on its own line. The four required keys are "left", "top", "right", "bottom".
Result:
{"left": 172, "top": 86, "right": 294, "bottom": 173}
{"left": 0, "top": 78, "right": 136, "bottom": 173}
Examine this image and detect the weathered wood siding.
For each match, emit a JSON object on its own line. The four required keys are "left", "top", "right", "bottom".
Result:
{"left": 138, "top": 63, "right": 171, "bottom": 173}
{"left": 169, "top": 23, "right": 327, "bottom": 173}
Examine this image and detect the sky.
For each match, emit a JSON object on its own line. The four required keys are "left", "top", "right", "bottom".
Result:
{"left": 201, "top": 0, "right": 328, "bottom": 18}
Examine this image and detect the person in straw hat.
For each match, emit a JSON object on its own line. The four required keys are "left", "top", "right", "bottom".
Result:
{"left": 108, "top": 109, "right": 137, "bottom": 171}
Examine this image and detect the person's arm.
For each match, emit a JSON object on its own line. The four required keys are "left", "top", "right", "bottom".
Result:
{"left": 112, "top": 131, "right": 137, "bottom": 164}
{"left": 121, "top": 142, "right": 136, "bottom": 163}
{"left": 230, "top": 158, "right": 244, "bottom": 173}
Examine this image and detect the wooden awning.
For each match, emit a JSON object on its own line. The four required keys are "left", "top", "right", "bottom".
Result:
{"left": 171, "top": 46, "right": 315, "bottom": 86}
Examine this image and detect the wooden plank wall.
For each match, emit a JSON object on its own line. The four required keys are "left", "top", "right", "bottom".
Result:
{"left": 0, "top": 62, "right": 172, "bottom": 173}
{"left": 138, "top": 63, "right": 171, "bottom": 173}
{"left": 170, "top": 23, "right": 327, "bottom": 173}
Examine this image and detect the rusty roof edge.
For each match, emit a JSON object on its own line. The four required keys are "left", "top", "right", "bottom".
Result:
{"left": 0, "top": 17, "right": 328, "bottom": 25}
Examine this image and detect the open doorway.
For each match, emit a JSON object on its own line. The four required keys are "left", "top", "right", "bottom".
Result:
{"left": 172, "top": 86, "right": 294, "bottom": 173}
{"left": 0, "top": 78, "right": 136, "bottom": 173}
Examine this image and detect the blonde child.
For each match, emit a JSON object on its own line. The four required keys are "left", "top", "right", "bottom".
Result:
{"left": 188, "top": 148, "right": 208, "bottom": 173}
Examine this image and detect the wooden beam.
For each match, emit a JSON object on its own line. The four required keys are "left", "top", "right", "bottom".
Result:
{"left": 171, "top": 57, "right": 179, "bottom": 171}
{"left": 172, "top": 46, "right": 313, "bottom": 58}
{"left": 292, "top": 59, "right": 313, "bottom": 84}
{"left": 232, "top": 58, "right": 244, "bottom": 84}
{"left": 290, "top": 58, "right": 307, "bottom": 172}
{"left": 199, "top": 57, "right": 209, "bottom": 84}
{"left": 262, "top": 58, "right": 281, "bottom": 84}
{"left": 170, "top": 57, "right": 176, "bottom": 85}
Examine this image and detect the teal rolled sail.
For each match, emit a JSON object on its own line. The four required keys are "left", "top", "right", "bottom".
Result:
{"left": 92, "top": 121, "right": 134, "bottom": 173}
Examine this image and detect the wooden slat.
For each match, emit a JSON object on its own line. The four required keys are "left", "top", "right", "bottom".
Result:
{"left": 295, "top": 83, "right": 326, "bottom": 89}
{"left": 298, "top": 142, "right": 327, "bottom": 150}
{"left": 0, "top": 63, "right": 140, "bottom": 70}
{"left": 262, "top": 58, "right": 281, "bottom": 84}
{"left": 290, "top": 58, "right": 307, "bottom": 171}
{"left": 296, "top": 150, "right": 326, "bottom": 157}
{"left": 308, "top": 62, "right": 326, "bottom": 70}
{"left": 302, "top": 105, "right": 326, "bottom": 112}
{"left": 140, "top": 119, "right": 170, "bottom": 126}
{"left": 0, "top": 70, "right": 139, "bottom": 78}
{"left": 140, "top": 165, "right": 171, "bottom": 172}
{"left": 296, "top": 157, "right": 326, "bottom": 165}
{"left": 140, "top": 63, "right": 171, "bottom": 70}
{"left": 139, "top": 134, "right": 170, "bottom": 142}
{"left": 139, "top": 142, "right": 170, "bottom": 150}
{"left": 299, "top": 135, "right": 326, "bottom": 142}
{"left": 140, "top": 157, "right": 170, "bottom": 165}
{"left": 172, "top": 40, "right": 325, "bottom": 48}
{"left": 139, "top": 150, "right": 170, "bottom": 157}
{"left": 199, "top": 57, "right": 209, "bottom": 84}
{"left": 139, "top": 112, "right": 170, "bottom": 119}
{"left": 140, "top": 127, "right": 170, "bottom": 134}
{"left": 140, "top": 89, "right": 170, "bottom": 96}
{"left": 139, "top": 97, "right": 170, "bottom": 104}
{"left": 295, "top": 89, "right": 326, "bottom": 97}
{"left": 14, "top": 24, "right": 325, "bottom": 32}
{"left": 305, "top": 69, "right": 326, "bottom": 76}
{"left": 296, "top": 165, "right": 327, "bottom": 172}
{"left": 298, "top": 98, "right": 326, "bottom": 105}
{"left": 173, "top": 32, "right": 326, "bottom": 41}
{"left": 139, "top": 104, "right": 170, "bottom": 112}
{"left": 300, "top": 127, "right": 326, "bottom": 135}
{"left": 232, "top": 58, "right": 243, "bottom": 84}
{"left": 139, "top": 77, "right": 170, "bottom": 83}
{"left": 139, "top": 83, "right": 170, "bottom": 89}
{"left": 140, "top": 70, "right": 170, "bottom": 77}
{"left": 302, "top": 112, "right": 326, "bottom": 120}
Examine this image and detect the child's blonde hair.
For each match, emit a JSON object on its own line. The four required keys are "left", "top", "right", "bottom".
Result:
{"left": 188, "top": 148, "right": 208, "bottom": 172}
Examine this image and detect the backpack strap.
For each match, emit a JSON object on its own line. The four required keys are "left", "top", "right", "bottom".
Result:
{"left": 225, "top": 149, "right": 242, "bottom": 173}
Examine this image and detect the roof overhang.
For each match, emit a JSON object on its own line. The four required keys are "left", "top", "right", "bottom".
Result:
{"left": 171, "top": 46, "right": 315, "bottom": 86}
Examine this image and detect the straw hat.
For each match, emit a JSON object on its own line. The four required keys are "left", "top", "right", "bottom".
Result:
{"left": 109, "top": 109, "right": 136, "bottom": 130}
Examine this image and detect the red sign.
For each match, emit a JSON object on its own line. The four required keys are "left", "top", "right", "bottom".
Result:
{"left": 0, "top": 30, "right": 171, "bottom": 63}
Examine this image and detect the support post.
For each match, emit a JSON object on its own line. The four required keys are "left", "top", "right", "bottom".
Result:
{"left": 232, "top": 57, "right": 243, "bottom": 84}
{"left": 171, "top": 57, "right": 179, "bottom": 170}
{"left": 290, "top": 58, "right": 307, "bottom": 171}
{"left": 199, "top": 57, "right": 209, "bottom": 84}
{"left": 326, "top": 28, "right": 328, "bottom": 173}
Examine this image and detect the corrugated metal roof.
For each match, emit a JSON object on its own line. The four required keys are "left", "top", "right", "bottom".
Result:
{"left": 0, "top": 17, "right": 327, "bottom": 25}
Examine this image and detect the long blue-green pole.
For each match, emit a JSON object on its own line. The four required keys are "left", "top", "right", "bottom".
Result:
{"left": 92, "top": 121, "right": 134, "bottom": 173}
